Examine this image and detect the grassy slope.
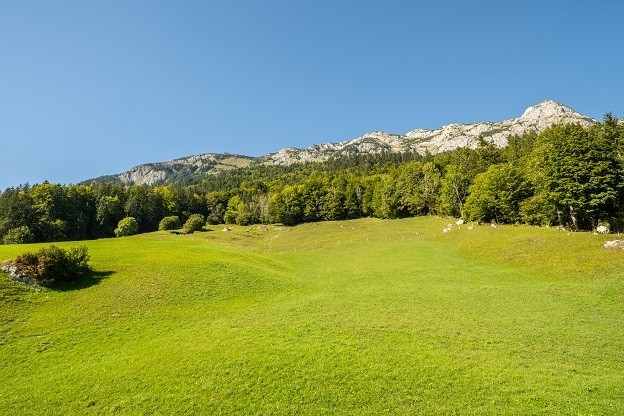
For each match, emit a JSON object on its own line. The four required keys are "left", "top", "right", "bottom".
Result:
{"left": 1, "top": 217, "right": 623, "bottom": 415}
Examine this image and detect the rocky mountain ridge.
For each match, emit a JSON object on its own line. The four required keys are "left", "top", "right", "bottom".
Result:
{"left": 88, "top": 153, "right": 255, "bottom": 186}
{"left": 87, "top": 100, "right": 595, "bottom": 186}
{"left": 263, "top": 100, "right": 594, "bottom": 164}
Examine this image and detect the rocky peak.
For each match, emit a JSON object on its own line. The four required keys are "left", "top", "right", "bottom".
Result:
{"left": 520, "top": 100, "right": 577, "bottom": 119}
{"left": 518, "top": 100, "right": 593, "bottom": 130}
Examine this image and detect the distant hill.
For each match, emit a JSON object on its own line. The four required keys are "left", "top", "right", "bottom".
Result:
{"left": 84, "top": 100, "right": 595, "bottom": 186}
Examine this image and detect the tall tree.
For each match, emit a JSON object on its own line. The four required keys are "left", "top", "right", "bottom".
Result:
{"left": 0, "top": 187, "right": 38, "bottom": 241}
{"left": 96, "top": 195, "right": 124, "bottom": 237}
{"left": 529, "top": 124, "right": 623, "bottom": 230}
{"left": 269, "top": 185, "right": 304, "bottom": 225}
{"left": 465, "top": 163, "right": 531, "bottom": 223}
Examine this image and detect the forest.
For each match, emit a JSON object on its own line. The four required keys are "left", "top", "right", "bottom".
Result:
{"left": 1, "top": 115, "right": 623, "bottom": 245}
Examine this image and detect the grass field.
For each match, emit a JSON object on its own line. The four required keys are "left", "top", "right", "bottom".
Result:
{"left": 1, "top": 217, "right": 623, "bottom": 415}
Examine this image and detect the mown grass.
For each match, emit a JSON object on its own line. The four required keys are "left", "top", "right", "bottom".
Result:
{"left": 1, "top": 217, "right": 623, "bottom": 415}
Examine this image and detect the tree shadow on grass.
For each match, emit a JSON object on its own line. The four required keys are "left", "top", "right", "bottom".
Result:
{"left": 170, "top": 229, "right": 214, "bottom": 235}
{"left": 52, "top": 270, "right": 115, "bottom": 292}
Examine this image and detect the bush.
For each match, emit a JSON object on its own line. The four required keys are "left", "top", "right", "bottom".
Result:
{"left": 114, "top": 217, "right": 139, "bottom": 237}
{"left": 3, "top": 226, "right": 35, "bottom": 244}
{"left": 13, "top": 245, "right": 91, "bottom": 285}
{"left": 223, "top": 209, "right": 237, "bottom": 225}
{"left": 206, "top": 208, "right": 225, "bottom": 225}
{"left": 159, "top": 216, "right": 181, "bottom": 231}
{"left": 235, "top": 209, "right": 255, "bottom": 226}
{"left": 183, "top": 214, "right": 205, "bottom": 234}
{"left": 520, "top": 194, "right": 557, "bottom": 226}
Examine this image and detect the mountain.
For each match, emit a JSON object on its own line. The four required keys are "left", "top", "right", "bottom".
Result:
{"left": 263, "top": 100, "right": 594, "bottom": 164}
{"left": 87, "top": 153, "right": 255, "bottom": 186}
{"left": 85, "top": 100, "right": 595, "bottom": 186}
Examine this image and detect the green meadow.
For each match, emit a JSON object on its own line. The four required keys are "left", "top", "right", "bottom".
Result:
{"left": 1, "top": 217, "right": 623, "bottom": 415}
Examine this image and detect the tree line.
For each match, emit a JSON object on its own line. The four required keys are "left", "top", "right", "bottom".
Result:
{"left": 1, "top": 115, "right": 623, "bottom": 244}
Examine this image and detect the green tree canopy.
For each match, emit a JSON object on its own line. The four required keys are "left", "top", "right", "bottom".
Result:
{"left": 529, "top": 124, "right": 624, "bottom": 229}
{"left": 465, "top": 163, "right": 531, "bottom": 223}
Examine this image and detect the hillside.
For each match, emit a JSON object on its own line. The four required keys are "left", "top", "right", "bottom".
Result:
{"left": 86, "top": 100, "right": 594, "bottom": 186}
{"left": 1, "top": 217, "right": 623, "bottom": 414}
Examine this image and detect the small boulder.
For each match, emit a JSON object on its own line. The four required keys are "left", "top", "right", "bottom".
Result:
{"left": 604, "top": 240, "right": 624, "bottom": 249}
{"left": 1, "top": 262, "right": 37, "bottom": 285}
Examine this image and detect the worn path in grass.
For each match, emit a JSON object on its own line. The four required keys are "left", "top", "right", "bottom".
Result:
{"left": 1, "top": 217, "right": 623, "bottom": 414}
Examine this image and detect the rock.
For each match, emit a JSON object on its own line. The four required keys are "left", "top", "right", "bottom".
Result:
{"left": 1, "top": 262, "right": 37, "bottom": 285}
{"left": 85, "top": 153, "right": 256, "bottom": 186}
{"left": 604, "top": 240, "right": 624, "bottom": 249}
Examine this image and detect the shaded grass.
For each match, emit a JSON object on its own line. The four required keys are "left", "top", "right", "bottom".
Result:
{"left": 1, "top": 217, "right": 623, "bottom": 414}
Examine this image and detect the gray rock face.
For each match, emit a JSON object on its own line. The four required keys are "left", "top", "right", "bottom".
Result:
{"left": 87, "top": 153, "right": 256, "bottom": 186}
{"left": 264, "top": 100, "right": 595, "bottom": 165}
{"left": 86, "top": 100, "right": 595, "bottom": 185}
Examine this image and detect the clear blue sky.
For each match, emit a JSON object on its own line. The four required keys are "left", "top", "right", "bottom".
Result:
{"left": 1, "top": 1, "right": 622, "bottom": 190}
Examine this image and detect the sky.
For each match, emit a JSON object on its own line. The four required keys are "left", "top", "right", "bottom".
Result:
{"left": 1, "top": 0, "right": 623, "bottom": 191}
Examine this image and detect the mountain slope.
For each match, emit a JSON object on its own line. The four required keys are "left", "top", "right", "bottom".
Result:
{"left": 86, "top": 100, "right": 595, "bottom": 185}
{"left": 87, "top": 153, "right": 256, "bottom": 186}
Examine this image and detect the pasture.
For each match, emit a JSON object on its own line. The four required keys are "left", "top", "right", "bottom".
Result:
{"left": 1, "top": 217, "right": 623, "bottom": 414}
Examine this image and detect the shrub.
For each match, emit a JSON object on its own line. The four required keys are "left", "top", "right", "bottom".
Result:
{"left": 183, "top": 214, "right": 205, "bottom": 234}
{"left": 114, "top": 217, "right": 139, "bottom": 237}
{"left": 223, "top": 209, "right": 237, "bottom": 225}
{"left": 13, "top": 245, "right": 91, "bottom": 285}
{"left": 520, "top": 194, "right": 557, "bottom": 226}
{"left": 235, "top": 209, "right": 255, "bottom": 226}
{"left": 206, "top": 207, "right": 225, "bottom": 225}
{"left": 159, "top": 216, "right": 181, "bottom": 231}
{"left": 3, "top": 226, "right": 35, "bottom": 244}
